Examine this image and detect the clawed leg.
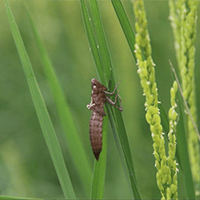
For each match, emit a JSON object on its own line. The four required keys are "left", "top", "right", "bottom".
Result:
{"left": 104, "top": 80, "right": 121, "bottom": 95}
{"left": 106, "top": 92, "right": 123, "bottom": 111}
{"left": 104, "top": 81, "right": 123, "bottom": 111}
{"left": 87, "top": 98, "right": 95, "bottom": 109}
{"left": 87, "top": 103, "right": 95, "bottom": 109}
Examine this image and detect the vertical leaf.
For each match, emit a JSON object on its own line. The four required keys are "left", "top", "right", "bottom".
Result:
{"left": 81, "top": 0, "right": 105, "bottom": 84}
{"left": 80, "top": 1, "right": 107, "bottom": 198}
{"left": 176, "top": 91, "right": 195, "bottom": 199}
{"left": 25, "top": 7, "right": 92, "bottom": 196}
{"left": 81, "top": 0, "right": 141, "bottom": 199}
{"left": 5, "top": 1, "right": 75, "bottom": 198}
{"left": 111, "top": 0, "right": 136, "bottom": 60}
{"left": 89, "top": 0, "right": 112, "bottom": 84}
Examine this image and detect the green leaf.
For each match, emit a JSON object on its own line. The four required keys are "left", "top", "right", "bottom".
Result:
{"left": 5, "top": 1, "right": 75, "bottom": 198}
{"left": 111, "top": 0, "right": 136, "bottom": 61}
{"left": 176, "top": 90, "right": 195, "bottom": 199}
{"left": 81, "top": 0, "right": 141, "bottom": 199}
{"left": 106, "top": 105, "right": 140, "bottom": 198}
{"left": 89, "top": 0, "right": 112, "bottom": 84}
{"left": 25, "top": 6, "right": 92, "bottom": 196}
{"left": 80, "top": 1, "right": 107, "bottom": 198}
{"left": 80, "top": 0, "right": 105, "bottom": 84}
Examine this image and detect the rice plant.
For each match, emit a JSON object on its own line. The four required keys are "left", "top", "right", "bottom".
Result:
{"left": 1, "top": 0, "right": 199, "bottom": 199}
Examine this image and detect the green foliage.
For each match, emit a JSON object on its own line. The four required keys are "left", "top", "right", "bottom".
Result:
{"left": 111, "top": 0, "right": 136, "bottom": 60}
{"left": 169, "top": 0, "right": 200, "bottom": 196}
{"left": 81, "top": 0, "right": 140, "bottom": 199}
{"left": 2, "top": 0, "right": 200, "bottom": 199}
{"left": 5, "top": 0, "right": 75, "bottom": 198}
{"left": 80, "top": 1, "right": 109, "bottom": 198}
{"left": 26, "top": 6, "right": 92, "bottom": 197}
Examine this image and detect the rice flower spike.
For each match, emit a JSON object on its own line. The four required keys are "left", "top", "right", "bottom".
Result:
{"left": 134, "top": 0, "right": 178, "bottom": 198}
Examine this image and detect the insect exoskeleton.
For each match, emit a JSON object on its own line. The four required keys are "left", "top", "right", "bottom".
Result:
{"left": 87, "top": 78, "right": 123, "bottom": 160}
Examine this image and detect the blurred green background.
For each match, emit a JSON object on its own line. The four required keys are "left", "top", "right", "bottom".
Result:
{"left": 1, "top": 0, "right": 200, "bottom": 199}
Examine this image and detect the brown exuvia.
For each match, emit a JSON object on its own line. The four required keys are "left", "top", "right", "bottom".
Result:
{"left": 87, "top": 78, "right": 123, "bottom": 160}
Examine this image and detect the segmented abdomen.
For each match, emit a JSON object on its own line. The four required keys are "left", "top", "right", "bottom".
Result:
{"left": 89, "top": 111, "right": 103, "bottom": 160}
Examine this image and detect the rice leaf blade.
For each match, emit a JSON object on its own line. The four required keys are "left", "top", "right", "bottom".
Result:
{"left": 5, "top": 1, "right": 75, "bottom": 198}
{"left": 89, "top": 0, "right": 112, "bottom": 83}
{"left": 81, "top": 0, "right": 107, "bottom": 198}
{"left": 80, "top": 0, "right": 105, "bottom": 84}
{"left": 111, "top": 0, "right": 136, "bottom": 60}
{"left": 176, "top": 91, "right": 195, "bottom": 199}
{"left": 25, "top": 8, "right": 92, "bottom": 196}
{"left": 81, "top": 0, "right": 141, "bottom": 199}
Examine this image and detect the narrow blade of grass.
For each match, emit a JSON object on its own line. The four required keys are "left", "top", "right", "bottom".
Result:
{"left": 5, "top": 1, "right": 75, "bottom": 198}
{"left": 89, "top": 0, "right": 112, "bottom": 84}
{"left": 176, "top": 91, "right": 195, "bottom": 199}
{"left": 25, "top": 7, "right": 92, "bottom": 196}
{"left": 81, "top": 0, "right": 141, "bottom": 199}
{"left": 80, "top": 1, "right": 107, "bottom": 198}
{"left": 111, "top": 0, "right": 136, "bottom": 61}
{"left": 80, "top": 0, "right": 105, "bottom": 84}
{"left": 107, "top": 105, "right": 140, "bottom": 198}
